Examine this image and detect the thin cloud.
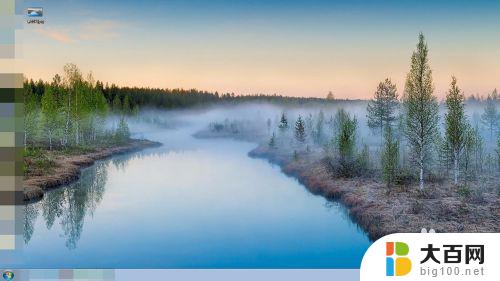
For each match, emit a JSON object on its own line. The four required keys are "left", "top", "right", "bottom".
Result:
{"left": 34, "top": 19, "right": 123, "bottom": 44}
{"left": 35, "top": 27, "right": 74, "bottom": 43}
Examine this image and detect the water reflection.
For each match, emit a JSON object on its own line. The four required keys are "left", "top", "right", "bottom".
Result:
{"left": 23, "top": 202, "right": 39, "bottom": 244}
{"left": 24, "top": 160, "right": 110, "bottom": 249}
{"left": 18, "top": 134, "right": 370, "bottom": 268}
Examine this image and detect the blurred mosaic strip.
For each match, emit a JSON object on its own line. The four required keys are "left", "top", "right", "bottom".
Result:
{"left": 1, "top": 0, "right": 23, "bottom": 256}
{"left": 0, "top": 270, "right": 115, "bottom": 281}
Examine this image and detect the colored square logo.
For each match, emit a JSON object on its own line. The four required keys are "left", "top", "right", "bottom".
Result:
{"left": 386, "top": 242, "right": 412, "bottom": 276}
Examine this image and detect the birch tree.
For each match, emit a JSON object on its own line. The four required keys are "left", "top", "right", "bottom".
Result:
{"left": 24, "top": 84, "right": 39, "bottom": 147}
{"left": 444, "top": 76, "right": 467, "bottom": 184}
{"left": 403, "top": 33, "right": 439, "bottom": 189}
{"left": 41, "top": 86, "right": 60, "bottom": 150}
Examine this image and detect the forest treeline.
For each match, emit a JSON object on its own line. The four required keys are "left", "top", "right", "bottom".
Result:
{"left": 26, "top": 78, "right": 361, "bottom": 114}
{"left": 263, "top": 33, "right": 499, "bottom": 190}
{"left": 24, "top": 62, "right": 362, "bottom": 152}
{"left": 24, "top": 64, "right": 130, "bottom": 150}
{"left": 23, "top": 64, "right": 361, "bottom": 150}
{"left": 24, "top": 33, "right": 499, "bottom": 191}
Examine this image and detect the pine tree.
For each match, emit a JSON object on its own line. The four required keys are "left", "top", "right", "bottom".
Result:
{"left": 305, "top": 114, "right": 314, "bottom": 135}
{"left": 481, "top": 92, "right": 498, "bottom": 141}
{"left": 278, "top": 112, "right": 288, "bottom": 130}
{"left": 491, "top": 88, "right": 498, "bottom": 100}
{"left": 367, "top": 78, "right": 399, "bottom": 143}
{"left": 112, "top": 95, "right": 122, "bottom": 113}
{"left": 313, "top": 110, "right": 325, "bottom": 144}
{"left": 269, "top": 132, "right": 277, "bottom": 148}
{"left": 381, "top": 125, "right": 399, "bottom": 188}
{"left": 123, "top": 95, "right": 131, "bottom": 114}
{"left": 357, "top": 143, "right": 370, "bottom": 173}
{"left": 444, "top": 76, "right": 468, "bottom": 184}
{"left": 402, "top": 33, "right": 439, "bottom": 189}
{"left": 335, "top": 109, "right": 357, "bottom": 163}
{"left": 295, "top": 115, "right": 306, "bottom": 143}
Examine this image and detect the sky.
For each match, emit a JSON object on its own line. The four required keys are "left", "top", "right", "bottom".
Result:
{"left": 20, "top": 0, "right": 500, "bottom": 99}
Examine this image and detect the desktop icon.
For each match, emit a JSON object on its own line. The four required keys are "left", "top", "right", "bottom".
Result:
{"left": 2, "top": 271, "right": 14, "bottom": 281}
{"left": 27, "top": 7, "right": 43, "bottom": 17}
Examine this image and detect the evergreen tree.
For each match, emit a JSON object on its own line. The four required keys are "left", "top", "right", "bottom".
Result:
{"left": 266, "top": 118, "right": 272, "bottom": 135}
{"left": 491, "top": 88, "right": 498, "bottom": 100}
{"left": 94, "top": 86, "right": 109, "bottom": 140}
{"left": 335, "top": 109, "right": 357, "bottom": 163}
{"left": 381, "top": 125, "right": 399, "bottom": 188}
{"left": 112, "top": 95, "right": 122, "bottom": 113}
{"left": 366, "top": 78, "right": 399, "bottom": 143}
{"left": 278, "top": 112, "right": 289, "bottom": 130}
{"left": 269, "top": 132, "right": 277, "bottom": 148}
{"left": 122, "top": 94, "right": 132, "bottom": 114}
{"left": 313, "top": 110, "right": 325, "bottom": 144}
{"left": 481, "top": 92, "right": 498, "bottom": 141}
{"left": 402, "top": 33, "right": 439, "bottom": 189}
{"left": 295, "top": 115, "right": 306, "bottom": 143}
{"left": 357, "top": 143, "right": 370, "bottom": 173}
{"left": 444, "top": 76, "right": 467, "bottom": 184}
{"left": 305, "top": 114, "right": 314, "bottom": 135}
{"left": 328, "top": 109, "right": 359, "bottom": 177}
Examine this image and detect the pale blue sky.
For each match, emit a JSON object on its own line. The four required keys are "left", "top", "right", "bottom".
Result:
{"left": 21, "top": 0, "right": 500, "bottom": 99}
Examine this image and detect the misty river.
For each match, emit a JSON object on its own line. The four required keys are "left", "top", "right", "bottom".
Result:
{"left": 13, "top": 113, "right": 371, "bottom": 268}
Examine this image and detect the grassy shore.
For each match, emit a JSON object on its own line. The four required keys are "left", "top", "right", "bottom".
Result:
{"left": 249, "top": 144, "right": 499, "bottom": 240}
{"left": 23, "top": 139, "right": 161, "bottom": 202}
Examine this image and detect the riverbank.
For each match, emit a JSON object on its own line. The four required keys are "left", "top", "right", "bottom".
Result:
{"left": 23, "top": 139, "right": 162, "bottom": 202}
{"left": 249, "top": 144, "right": 499, "bottom": 241}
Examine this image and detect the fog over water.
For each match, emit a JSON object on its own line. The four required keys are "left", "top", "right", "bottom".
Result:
{"left": 10, "top": 99, "right": 496, "bottom": 268}
{"left": 12, "top": 103, "right": 381, "bottom": 268}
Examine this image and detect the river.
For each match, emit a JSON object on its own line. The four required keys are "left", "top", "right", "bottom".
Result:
{"left": 13, "top": 117, "right": 371, "bottom": 268}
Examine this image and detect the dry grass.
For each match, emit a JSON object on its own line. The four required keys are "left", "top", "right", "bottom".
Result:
{"left": 23, "top": 139, "right": 161, "bottom": 202}
{"left": 250, "top": 144, "right": 500, "bottom": 240}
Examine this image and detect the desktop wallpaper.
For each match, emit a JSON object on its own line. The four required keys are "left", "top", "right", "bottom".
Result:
{"left": 1, "top": 0, "right": 499, "bottom": 273}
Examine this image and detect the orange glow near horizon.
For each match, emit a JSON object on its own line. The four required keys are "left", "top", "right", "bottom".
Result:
{"left": 19, "top": 2, "right": 500, "bottom": 100}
